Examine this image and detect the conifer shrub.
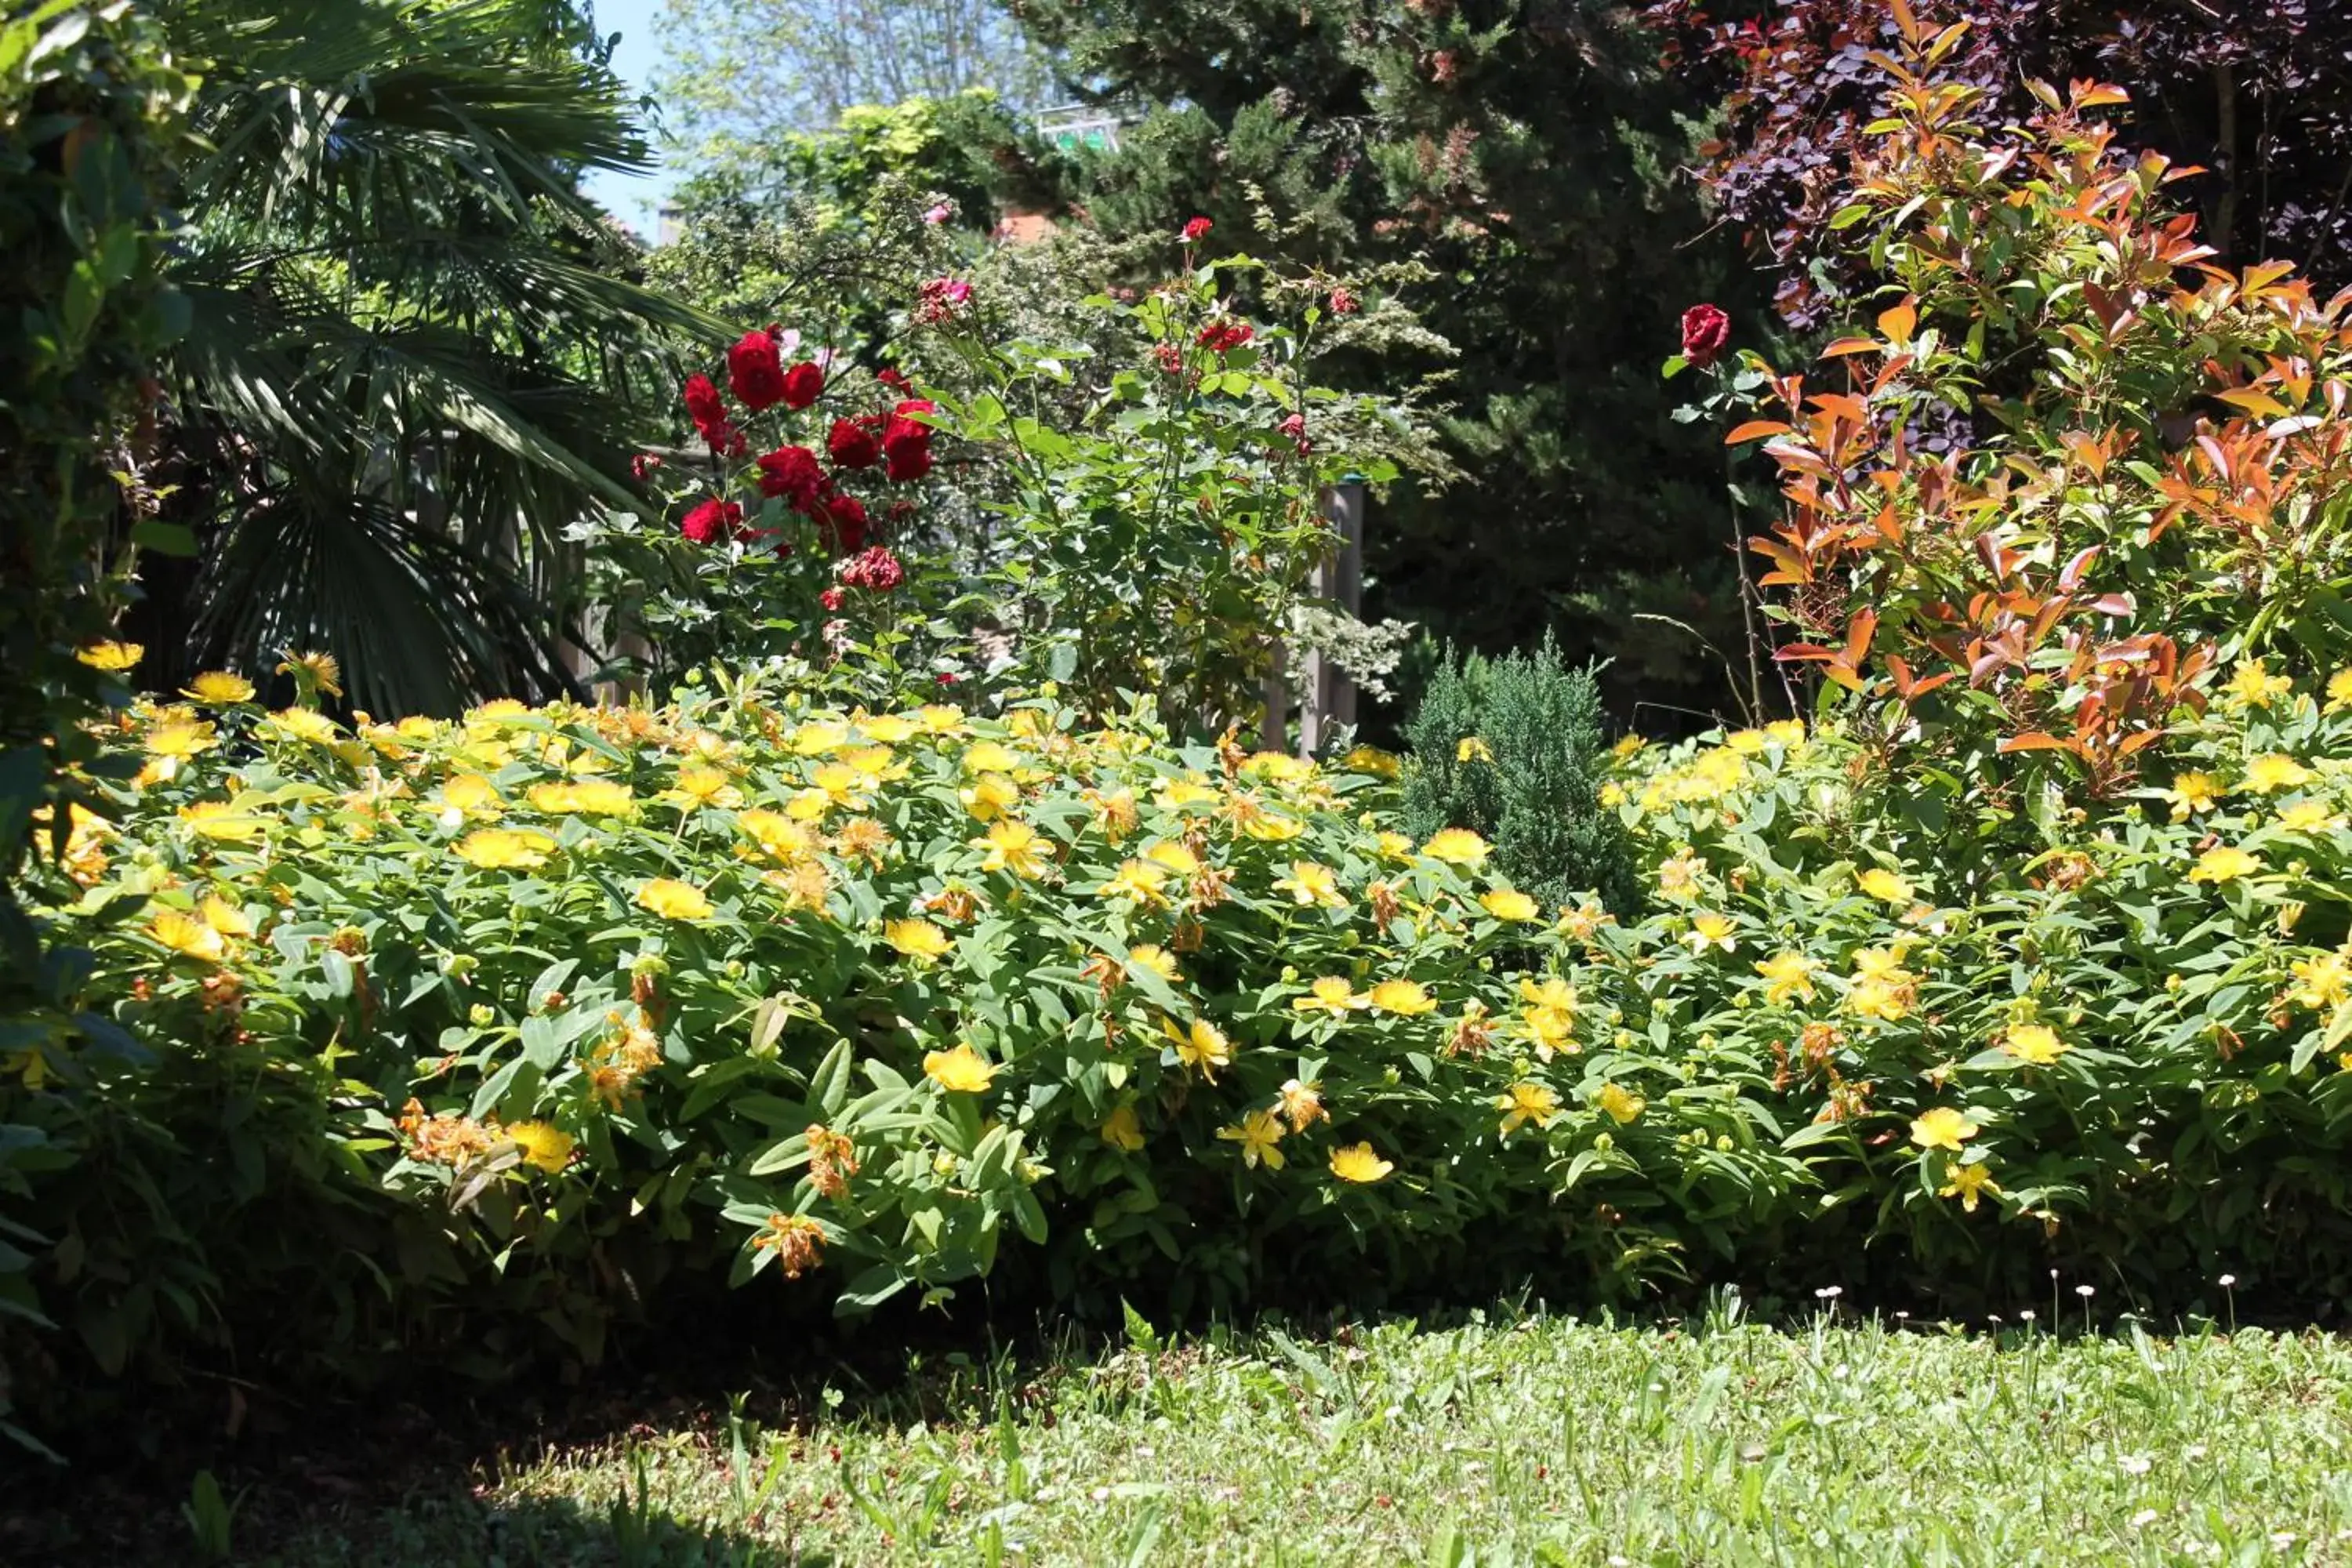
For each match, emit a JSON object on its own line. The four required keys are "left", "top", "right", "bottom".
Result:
{"left": 1399, "top": 639, "right": 1640, "bottom": 919}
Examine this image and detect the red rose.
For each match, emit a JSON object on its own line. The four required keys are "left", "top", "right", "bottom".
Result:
{"left": 782, "top": 361, "right": 824, "bottom": 411}
{"left": 840, "top": 546, "right": 906, "bottom": 593}
{"left": 682, "top": 373, "right": 740, "bottom": 452}
{"left": 815, "top": 493, "right": 869, "bottom": 554}
{"left": 756, "top": 445, "right": 829, "bottom": 511}
{"left": 1196, "top": 321, "right": 1254, "bottom": 354}
{"left": 935, "top": 672, "right": 959, "bottom": 687}
{"left": 876, "top": 367, "right": 912, "bottom": 394}
{"left": 728, "top": 329, "right": 789, "bottom": 410}
{"left": 678, "top": 497, "right": 743, "bottom": 545}
{"left": 827, "top": 416, "right": 882, "bottom": 470}
{"left": 1680, "top": 303, "right": 1731, "bottom": 368}
{"left": 1276, "top": 412, "right": 1310, "bottom": 456}
{"left": 1182, "top": 216, "right": 1213, "bottom": 242}
{"left": 882, "top": 399, "right": 937, "bottom": 483}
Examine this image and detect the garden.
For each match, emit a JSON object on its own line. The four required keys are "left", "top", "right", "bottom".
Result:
{"left": 9, "top": 0, "right": 2352, "bottom": 1561}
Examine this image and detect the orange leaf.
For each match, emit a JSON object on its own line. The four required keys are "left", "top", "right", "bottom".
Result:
{"left": 2214, "top": 387, "right": 2291, "bottom": 419}
{"left": 1725, "top": 420, "right": 1793, "bottom": 445}
{"left": 1998, "top": 732, "right": 2073, "bottom": 754}
{"left": 1876, "top": 298, "right": 1917, "bottom": 343}
{"left": 1820, "top": 337, "right": 1882, "bottom": 358}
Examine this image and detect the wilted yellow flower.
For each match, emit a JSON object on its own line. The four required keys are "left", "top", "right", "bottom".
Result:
{"left": 1272, "top": 860, "right": 1346, "bottom": 909}
{"left": 2189, "top": 844, "right": 2260, "bottom": 884}
{"left": 1216, "top": 1109, "right": 1287, "bottom": 1170}
{"left": 1457, "top": 736, "right": 1493, "bottom": 764}
{"left": 1276, "top": 1077, "right": 1327, "bottom": 1132}
{"left": 183, "top": 671, "right": 256, "bottom": 705}
{"left": 1421, "top": 828, "right": 1490, "bottom": 866}
{"left": 1556, "top": 902, "right": 1611, "bottom": 942}
{"left": 1657, "top": 848, "right": 1701, "bottom": 900}
{"left": 2002, "top": 1023, "right": 2067, "bottom": 1065}
{"left": 1329, "top": 1142, "right": 1393, "bottom": 1183}
{"left": 979, "top": 818, "right": 1051, "bottom": 880}
{"left": 1479, "top": 888, "right": 1541, "bottom": 923}
{"left": 1939, "top": 1161, "right": 1999, "bottom": 1213}
{"left": 2244, "top": 754, "right": 2315, "bottom": 794}
{"left": 454, "top": 827, "right": 557, "bottom": 869}
{"left": 2290, "top": 951, "right": 2351, "bottom": 1013}
{"left": 885, "top": 918, "right": 953, "bottom": 961}
{"left": 637, "top": 879, "right": 713, "bottom": 921}
{"left": 1368, "top": 978, "right": 1437, "bottom": 1015}
{"left": 506, "top": 1120, "right": 576, "bottom": 1174}
{"left": 1595, "top": 1083, "right": 1645, "bottom": 1125}
{"left": 1909, "top": 1105, "right": 1980, "bottom": 1152}
{"left": 1085, "top": 787, "right": 1140, "bottom": 839}
{"left": 1685, "top": 912, "right": 1737, "bottom": 954}
{"left": 2223, "top": 659, "right": 2291, "bottom": 710}
{"left": 1755, "top": 951, "right": 1816, "bottom": 1005}
{"left": 1127, "top": 944, "right": 1181, "bottom": 984}
{"left": 151, "top": 908, "right": 227, "bottom": 962}
{"left": 1856, "top": 867, "right": 1913, "bottom": 904}
{"left": 924, "top": 1043, "right": 996, "bottom": 1093}
{"left": 1162, "top": 1015, "right": 1232, "bottom": 1080}
{"left": 1495, "top": 1080, "right": 1560, "bottom": 1136}
{"left": 276, "top": 650, "right": 343, "bottom": 699}
{"left": 1294, "top": 976, "right": 1366, "bottom": 1014}
{"left": 77, "top": 640, "right": 143, "bottom": 673}
{"left": 1101, "top": 1105, "right": 1145, "bottom": 1152}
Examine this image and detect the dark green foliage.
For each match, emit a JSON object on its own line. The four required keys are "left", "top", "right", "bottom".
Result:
{"left": 1401, "top": 639, "right": 1639, "bottom": 916}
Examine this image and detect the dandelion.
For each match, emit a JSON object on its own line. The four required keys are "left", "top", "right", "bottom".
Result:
{"left": 886, "top": 918, "right": 953, "bottom": 961}
{"left": 1216, "top": 1109, "right": 1287, "bottom": 1170}
{"left": 1595, "top": 1083, "right": 1645, "bottom": 1124}
{"left": 1162, "top": 1015, "right": 1232, "bottom": 1080}
{"left": 1329, "top": 1142, "right": 1393, "bottom": 1183}
{"left": 2002, "top": 1023, "right": 2068, "bottom": 1065}
{"left": 506, "top": 1120, "right": 576, "bottom": 1174}
{"left": 1367, "top": 978, "right": 1437, "bottom": 1015}
{"left": 183, "top": 671, "right": 256, "bottom": 705}
{"left": 923, "top": 1043, "right": 996, "bottom": 1093}
{"left": 637, "top": 879, "right": 713, "bottom": 921}
{"left": 1100, "top": 1105, "right": 1145, "bottom": 1152}
{"left": 1276, "top": 1077, "right": 1327, "bottom": 1131}
{"left": 1910, "top": 1105, "right": 1980, "bottom": 1152}
{"left": 1420, "top": 828, "right": 1490, "bottom": 866}
{"left": 2189, "top": 844, "right": 2259, "bottom": 884}
{"left": 1495, "top": 1081, "right": 1560, "bottom": 1136}
{"left": 1479, "top": 888, "right": 1541, "bottom": 923}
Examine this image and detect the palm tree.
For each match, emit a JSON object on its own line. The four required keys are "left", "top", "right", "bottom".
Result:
{"left": 126, "top": 0, "right": 720, "bottom": 717}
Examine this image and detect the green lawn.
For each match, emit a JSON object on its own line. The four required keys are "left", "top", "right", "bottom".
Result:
{"left": 172, "top": 1309, "right": 2352, "bottom": 1564}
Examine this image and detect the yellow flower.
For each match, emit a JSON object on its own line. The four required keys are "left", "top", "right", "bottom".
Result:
{"left": 1216, "top": 1109, "right": 1287, "bottom": 1170}
{"left": 737, "top": 808, "right": 815, "bottom": 863}
{"left": 1755, "top": 951, "right": 1816, "bottom": 1005}
{"left": 2002, "top": 1023, "right": 2067, "bottom": 1065}
{"left": 789, "top": 721, "right": 849, "bottom": 756}
{"left": 1599, "top": 782, "right": 1627, "bottom": 808}
{"left": 1162, "top": 1015, "right": 1232, "bottom": 1080}
{"left": 1329, "top": 1142, "right": 1393, "bottom": 1183}
{"left": 2278, "top": 799, "right": 2345, "bottom": 834}
{"left": 528, "top": 779, "right": 634, "bottom": 816}
{"left": 1595, "top": 1083, "right": 1645, "bottom": 1124}
{"left": 1939, "top": 1161, "right": 2000, "bottom": 1214}
{"left": 1129, "top": 945, "right": 1185, "bottom": 982}
{"left": 1496, "top": 1080, "right": 1560, "bottom": 1136}
{"left": 1857, "top": 867, "right": 1913, "bottom": 904}
{"left": 1479, "top": 888, "right": 1541, "bottom": 923}
{"left": 2190, "top": 844, "right": 2260, "bottom": 885}
{"left": 1155, "top": 777, "right": 1220, "bottom": 811}
{"left": 276, "top": 650, "right": 343, "bottom": 699}
{"left": 886, "top": 918, "right": 953, "bottom": 962}
{"left": 964, "top": 740, "right": 1021, "bottom": 774}
{"left": 1240, "top": 810, "right": 1306, "bottom": 842}
{"left": 2328, "top": 668, "right": 2352, "bottom": 713}
{"left": 914, "top": 704, "right": 966, "bottom": 735}
{"left": 1421, "top": 828, "right": 1490, "bottom": 866}
{"left": 1519, "top": 975, "right": 1577, "bottom": 1011}
{"left": 1657, "top": 848, "right": 1701, "bottom": 900}
{"left": 2163, "top": 772, "right": 2224, "bottom": 815}
{"left": 960, "top": 772, "right": 1021, "bottom": 822}
{"left": 146, "top": 717, "right": 218, "bottom": 760}
{"left": 1243, "top": 751, "right": 1312, "bottom": 785}
{"left": 1766, "top": 718, "right": 1806, "bottom": 746}
{"left": 979, "top": 818, "right": 1051, "bottom": 880}
{"left": 77, "top": 640, "right": 143, "bottom": 673}
{"left": 178, "top": 799, "right": 266, "bottom": 841}
{"left": 1276, "top": 1077, "right": 1327, "bottom": 1132}
{"left": 1610, "top": 733, "right": 1646, "bottom": 759}
{"left": 1294, "top": 976, "right": 1366, "bottom": 1014}
{"left": 1374, "top": 831, "right": 1416, "bottom": 861}
{"left": 2290, "top": 951, "right": 2351, "bottom": 1013}
{"left": 2224, "top": 658, "right": 2291, "bottom": 710}
{"left": 637, "top": 879, "right": 714, "bottom": 921}
{"left": 183, "top": 671, "right": 256, "bottom": 705}
{"left": 1100, "top": 858, "right": 1172, "bottom": 908}
{"left": 151, "top": 908, "right": 227, "bottom": 963}
{"left": 1343, "top": 745, "right": 1400, "bottom": 778}
{"left": 1685, "top": 912, "right": 1737, "bottom": 954}
{"left": 1368, "top": 978, "right": 1437, "bottom": 1016}
{"left": 439, "top": 773, "right": 503, "bottom": 819}
{"left": 924, "top": 1043, "right": 996, "bottom": 1093}
{"left": 1457, "top": 736, "right": 1494, "bottom": 763}
{"left": 198, "top": 895, "right": 253, "bottom": 938}
{"left": 2242, "top": 753, "right": 2315, "bottom": 795}
{"left": 506, "top": 1120, "right": 576, "bottom": 1174}
{"left": 664, "top": 764, "right": 745, "bottom": 810}
{"left": 1910, "top": 1105, "right": 1980, "bottom": 1152}
{"left": 1520, "top": 1005, "right": 1577, "bottom": 1060}
{"left": 1146, "top": 840, "right": 1201, "bottom": 877}
{"left": 1101, "top": 1105, "right": 1145, "bottom": 1152}
{"left": 1272, "top": 860, "right": 1346, "bottom": 909}
{"left": 454, "top": 827, "right": 557, "bottom": 869}
{"left": 263, "top": 706, "right": 340, "bottom": 746}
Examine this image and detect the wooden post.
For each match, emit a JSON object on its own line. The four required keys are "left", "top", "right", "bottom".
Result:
{"left": 1297, "top": 479, "right": 1366, "bottom": 758}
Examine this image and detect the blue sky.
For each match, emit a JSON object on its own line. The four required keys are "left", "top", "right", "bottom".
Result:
{"left": 583, "top": 0, "right": 677, "bottom": 236}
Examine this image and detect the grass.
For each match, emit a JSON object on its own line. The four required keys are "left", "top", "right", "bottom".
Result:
{"left": 74, "top": 1304, "right": 2352, "bottom": 1566}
